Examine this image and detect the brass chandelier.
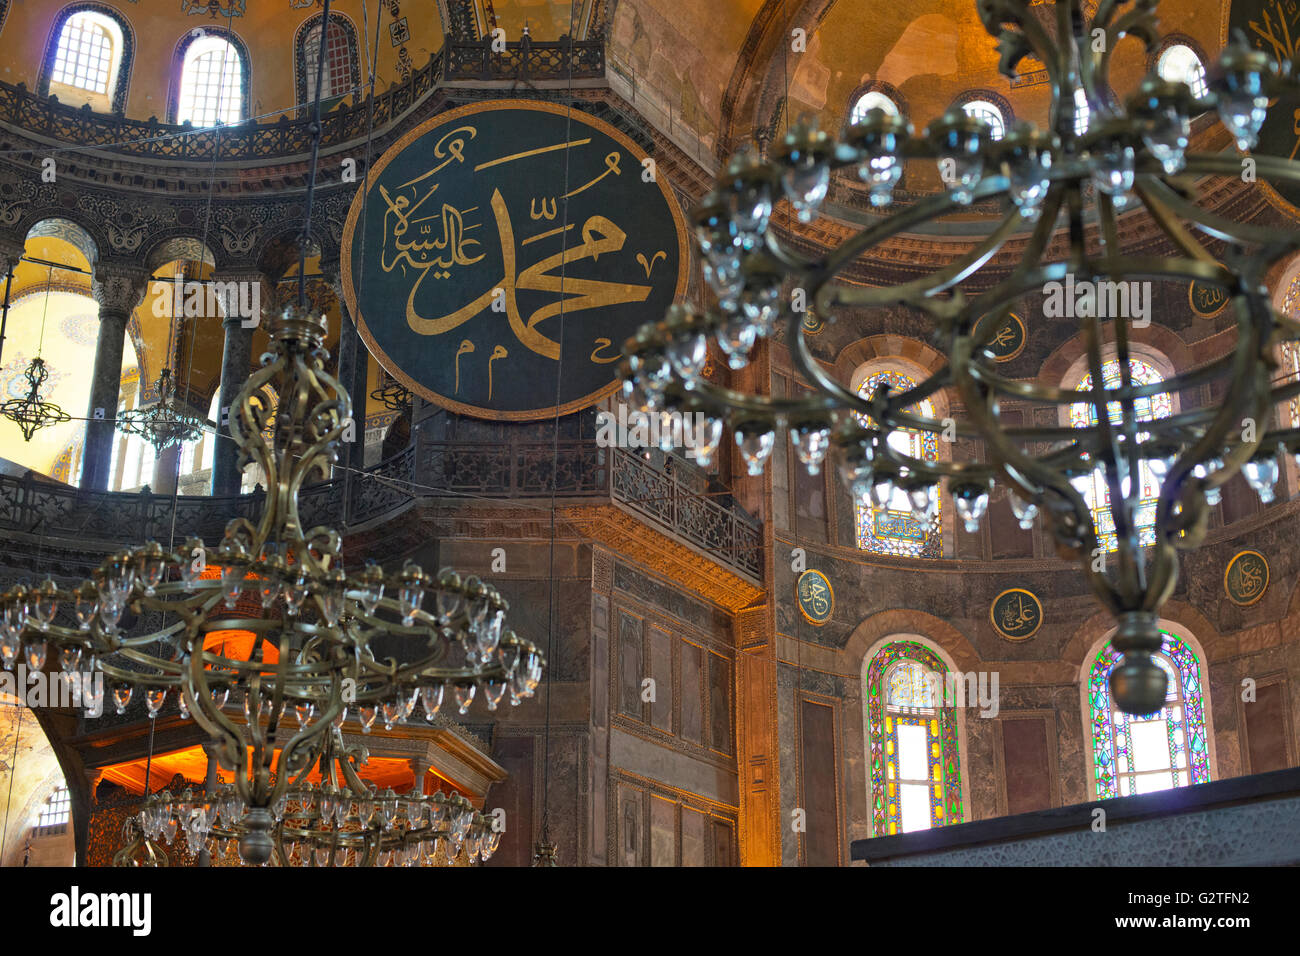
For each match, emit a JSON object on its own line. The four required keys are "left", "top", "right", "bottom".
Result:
{"left": 7, "top": 301, "right": 543, "bottom": 865}
{"left": 620, "top": 0, "right": 1300, "bottom": 716}
{"left": 116, "top": 367, "right": 206, "bottom": 450}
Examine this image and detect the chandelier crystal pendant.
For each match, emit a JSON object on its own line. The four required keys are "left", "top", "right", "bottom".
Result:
{"left": 0, "top": 356, "right": 72, "bottom": 441}
{"left": 6, "top": 302, "right": 545, "bottom": 865}
{"left": 115, "top": 367, "right": 207, "bottom": 450}
{"left": 620, "top": 0, "right": 1300, "bottom": 716}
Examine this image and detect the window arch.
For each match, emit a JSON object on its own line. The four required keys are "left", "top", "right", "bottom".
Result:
{"left": 850, "top": 90, "right": 901, "bottom": 126}
{"left": 1157, "top": 44, "right": 1208, "bottom": 99}
{"left": 170, "top": 31, "right": 250, "bottom": 126}
{"left": 1086, "top": 629, "right": 1211, "bottom": 798}
{"left": 864, "top": 639, "right": 963, "bottom": 835}
{"left": 38, "top": 4, "right": 134, "bottom": 113}
{"left": 296, "top": 14, "right": 360, "bottom": 107}
{"left": 960, "top": 99, "right": 1005, "bottom": 140}
{"left": 1069, "top": 358, "right": 1172, "bottom": 552}
{"left": 854, "top": 369, "right": 941, "bottom": 558}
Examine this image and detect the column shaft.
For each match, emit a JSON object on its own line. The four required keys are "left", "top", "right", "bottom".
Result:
{"left": 81, "top": 267, "right": 147, "bottom": 490}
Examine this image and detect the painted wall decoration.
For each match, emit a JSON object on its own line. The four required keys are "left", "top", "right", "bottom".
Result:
{"left": 974, "top": 311, "right": 1026, "bottom": 362}
{"left": 990, "top": 587, "right": 1042, "bottom": 640}
{"left": 1229, "top": 0, "right": 1300, "bottom": 210}
{"left": 796, "top": 569, "right": 834, "bottom": 625}
{"left": 341, "top": 100, "right": 687, "bottom": 420}
{"left": 1225, "top": 549, "right": 1269, "bottom": 606}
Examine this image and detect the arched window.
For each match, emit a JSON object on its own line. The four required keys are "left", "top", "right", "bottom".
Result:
{"left": 51, "top": 11, "right": 120, "bottom": 95}
{"left": 1069, "top": 358, "right": 1172, "bottom": 552}
{"left": 865, "top": 640, "right": 963, "bottom": 835}
{"left": 177, "top": 35, "right": 244, "bottom": 126}
{"left": 298, "top": 16, "right": 359, "bottom": 105}
{"left": 1157, "top": 44, "right": 1208, "bottom": 99}
{"left": 35, "top": 786, "right": 71, "bottom": 836}
{"left": 1087, "top": 630, "right": 1211, "bottom": 798}
{"left": 850, "top": 90, "right": 900, "bottom": 126}
{"left": 855, "top": 370, "right": 941, "bottom": 557}
{"left": 961, "top": 99, "right": 1005, "bottom": 140}
{"left": 39, "top": 6, "right": 133, "bottom": 112}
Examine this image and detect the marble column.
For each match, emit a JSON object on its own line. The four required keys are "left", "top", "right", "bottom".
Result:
{"left": 151, "top": 442, "right": 182, "bottom": 495}
{"left": 332, "top": 273, "right": 370, "bottom": 473}
{"left": 211, "top": 269, "right": 266, "bottom": 496}
{"left": 0, "top": 237, "right": 22, "bottom": 368}
{"left": 81, "top": 265, "right": 148, "bottom": 491}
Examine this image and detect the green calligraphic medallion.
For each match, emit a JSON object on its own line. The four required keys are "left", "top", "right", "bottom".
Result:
{"left": 973, "top": 311, "right": 1027, "bottom": 362}
{"left": 340, "top": 100, "right": 688, "bottom": 419}
{"left": 1225, "top": 550, "right": 1269, "bottom": 606}
{"left": 1229, "top": 0, "right": 1300, "bottom": 212}
{"left": 796, "top": 569, "right": 834, "bottom": 626}
{"left": 990, "top": 587, "right": 1043, "bottom": 641}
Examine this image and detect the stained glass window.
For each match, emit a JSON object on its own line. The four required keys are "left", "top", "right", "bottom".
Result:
{"left": 1068, "top": 359, "right": 1172, "bottom": 551}
{"left": 866, "top": 641, "right": 963, "bottom": 836}
{"left": 1088, "top": 630, "right": 1210, "bottom": 799}
{"left": 854, "top": 370, "right": 941, "bottom": 557}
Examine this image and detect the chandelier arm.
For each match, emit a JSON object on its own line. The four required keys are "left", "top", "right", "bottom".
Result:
{"left": 1090, "top": 0, "right": 1161, "bottom": 104}
{"left": 184, "top": 648, "right": 250, "bottom": 803}
{"left": 824, "top": 198, "right": 1024, "bottom": 310}
{"left": 814, "top": 171, "right": 1012, "bottom": 293}
{"left": 979, "top": 0, "right": 1065, "bottom": 91}
{"left": 1132, "top": 179, "right": 1223, "bottom": 266}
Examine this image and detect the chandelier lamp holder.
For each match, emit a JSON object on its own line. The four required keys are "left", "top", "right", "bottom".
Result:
{"left": 115, "top": 367, "right": 208, "bottom": 451}
{"left": 1, "top": 303, "right": 546, "bottom": 866}
{"left": 619, "top": 2, "right": 1300, "bottom": 716}
{"left": 119, "top": 730, "right": 502, "bottom": 868}
{"left": 0, "top": 356, "right": 72, "bottom": 442}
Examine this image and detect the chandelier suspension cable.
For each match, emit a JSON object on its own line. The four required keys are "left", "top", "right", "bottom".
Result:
{"left": 345, "top": 0, "right": 385, "bottom": 526}
{"left": 533, "top": 1, "right": 583, "bottom": 867}
{"left": 0, "top": 705, "right": 19, "bottom": 865}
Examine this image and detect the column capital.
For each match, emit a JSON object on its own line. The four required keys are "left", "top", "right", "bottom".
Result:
{"left": 0, "top": 236, "right": 25, "bottom": 277}
{"left": 91, "top": 263, "right": 150, "bottom": 316}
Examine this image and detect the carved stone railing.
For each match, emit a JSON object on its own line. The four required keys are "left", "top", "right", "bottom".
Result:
{"left": 416, "top": 438, "right": 761, "bottom": 578}
{"left": 443, "top": 38, "right": 605, "bottom": 82}
{"left": 0, "top": 445, "right": 416, "bottom": 548}
{"left": 0, "top": 52, "right": 442, "bottom": 162}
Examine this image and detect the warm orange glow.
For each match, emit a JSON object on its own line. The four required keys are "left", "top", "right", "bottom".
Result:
{"left": 100, "top": 744, "right": 424, "bottom": 795}
{"left": 203, "top": 629, "right": 280, "bottom": 665}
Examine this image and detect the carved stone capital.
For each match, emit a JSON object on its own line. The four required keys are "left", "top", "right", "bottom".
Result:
{"left": 91, "top": 265, "right": 150, "bottom": 316}
{"left": 0, "top": 237, "right": 25, "bottom": 277}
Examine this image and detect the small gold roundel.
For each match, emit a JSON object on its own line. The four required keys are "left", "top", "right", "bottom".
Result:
{"left": 990, "top": 587, "right": 1042, "bottom": 641}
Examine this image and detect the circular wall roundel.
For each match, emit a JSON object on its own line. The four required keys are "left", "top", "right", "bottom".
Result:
{"left": 1228, "top": 1, "right": 1300, "bottom": 213}
{"left": 340, "top": 100, "right": 688, "bottom": 420}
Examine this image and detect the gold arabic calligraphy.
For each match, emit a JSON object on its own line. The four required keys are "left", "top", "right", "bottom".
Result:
{"left": 375, "top": 125, "right": 656, "bottom": 395}
{"left": 998, "top": 593, "right": 1038, "bottom": 634}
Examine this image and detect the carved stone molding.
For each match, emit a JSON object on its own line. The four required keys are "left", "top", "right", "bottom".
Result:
{"left": 561, "top": 503, "right": 765, "bottom": 613}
